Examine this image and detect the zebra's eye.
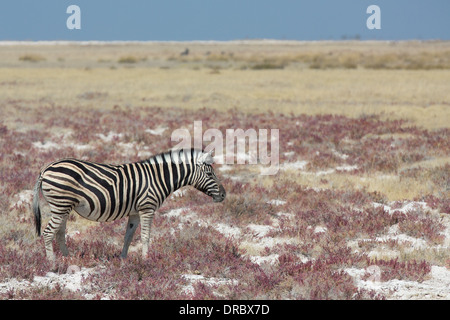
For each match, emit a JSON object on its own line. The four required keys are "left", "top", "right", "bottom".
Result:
{"left": 205, "top": 172, "right": 213, "bottom": 177}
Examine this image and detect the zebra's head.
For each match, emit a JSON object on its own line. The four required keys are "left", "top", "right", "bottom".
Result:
{"left": 193, "top": 151, "right": 226, "bottom": 203}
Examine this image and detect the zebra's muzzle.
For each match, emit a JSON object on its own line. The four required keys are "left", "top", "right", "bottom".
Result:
{"left": 213, "top": 185, "right": 226, "bottom": 202}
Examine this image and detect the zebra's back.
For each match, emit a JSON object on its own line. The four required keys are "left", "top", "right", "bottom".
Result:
{"left": 40, "top": 158, "right": 149, "bottom": 222}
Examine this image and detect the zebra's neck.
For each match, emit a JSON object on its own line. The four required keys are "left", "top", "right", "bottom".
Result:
{"left": 142, "top": 149, "right": 199, "bottom": 199}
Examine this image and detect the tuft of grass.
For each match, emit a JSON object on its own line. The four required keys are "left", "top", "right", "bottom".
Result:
{"left": 118, "top": 55, "right": 146, "bottom": 63}
{"left": 366, "top": 258, "right": 432, "bottom": 282}
{"left": 250, "top": 60, "right": 286, "bottom": 70}
{"left": 19, "top": 54, "right": 46, "bottom": 62}
{"left": 76, "top": 91, "right": 108, "bottom": 100}
{"left": 398, "top": 210, "right": 446, "bottom": 244}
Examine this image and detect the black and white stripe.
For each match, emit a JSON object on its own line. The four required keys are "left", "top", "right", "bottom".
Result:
{"left": 33, "top": 149, "right": 226, "bottom": 261}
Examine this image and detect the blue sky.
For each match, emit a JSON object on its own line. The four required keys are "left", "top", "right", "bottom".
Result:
{"left": 1, "top": 1, "right": 449, "bottom": 41}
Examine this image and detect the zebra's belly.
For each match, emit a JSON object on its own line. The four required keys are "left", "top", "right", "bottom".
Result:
{"left": 73, "top": 199, "right": 137, "bottom": 222}
{"left": 73, "top": 200, "right": 100, "bottom": 221}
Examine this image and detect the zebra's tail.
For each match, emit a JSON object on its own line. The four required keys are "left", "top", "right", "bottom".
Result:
{"left": 33, "top": 173, "right": 43, "bottom": 237}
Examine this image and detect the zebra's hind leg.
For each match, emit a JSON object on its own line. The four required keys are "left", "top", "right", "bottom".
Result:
{"left": 43, "top": 213, "right": 70, "bottom": 262}
{"left": 55, "top": 214, "right": 69, "bottom": 256}
{"left": 120, "top": 214, "right": 140, "bottom": 258}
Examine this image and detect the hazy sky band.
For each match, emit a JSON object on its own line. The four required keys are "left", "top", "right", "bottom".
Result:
{"left": 1, "top": 0, "right": 449, "bottom": 41}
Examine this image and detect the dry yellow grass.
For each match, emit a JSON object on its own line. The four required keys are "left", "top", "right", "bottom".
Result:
{"left": 1, "top": 41, "right": 449, "bottom": 130}
{"left": 260, "top": 162, "right": 449, "bottom": 202}
{"left": 1, "top": 67, "right": 449, "bottom": 129}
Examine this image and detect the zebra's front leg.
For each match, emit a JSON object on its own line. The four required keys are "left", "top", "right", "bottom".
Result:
{"left": 139, "top": 209, "right": 155, "bottom": 259}
{"left": 43, "top": 213, "right": 69, "bottom": 262}
{"left": 120, "top": 214, "right": 140, "bottom": 258}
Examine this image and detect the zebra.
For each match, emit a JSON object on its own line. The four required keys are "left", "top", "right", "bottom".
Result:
{"left": 32, "top": 148, "right": 226, "bottom": 262}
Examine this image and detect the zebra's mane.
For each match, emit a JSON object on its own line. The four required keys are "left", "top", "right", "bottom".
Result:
{"left": 144, "top": 148, "right": 212, "bottom": 165}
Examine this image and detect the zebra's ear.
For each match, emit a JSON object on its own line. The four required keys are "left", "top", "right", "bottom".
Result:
{"left": 206, "top": 150, "right": 214, "bottom": 164}
{"left": 199, "top": 151, "right": 214, "bottom": 165}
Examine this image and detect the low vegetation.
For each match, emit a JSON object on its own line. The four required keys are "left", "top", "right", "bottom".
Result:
{"left": 0, "top": 41, "right": 448, "bottom": 300}
{"left": 0, "top": 104, "right": 448, "bottom": 299}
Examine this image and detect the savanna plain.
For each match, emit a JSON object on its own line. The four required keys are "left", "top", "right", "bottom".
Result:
{"left": 0, "top": 40, "right": 449, "bottom": 299}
